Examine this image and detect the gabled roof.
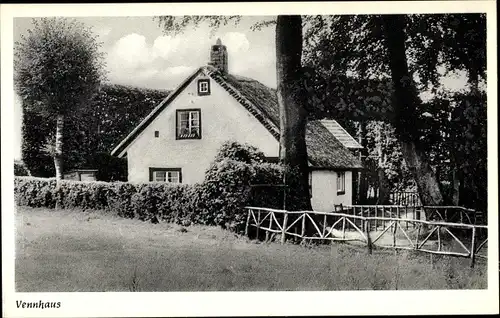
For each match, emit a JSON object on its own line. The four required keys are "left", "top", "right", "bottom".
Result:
{"left": 320, "top": 120, "right": 363, "bottom": 149}
{"left": 111, "top": 65, "right": 362, "bottom": 169}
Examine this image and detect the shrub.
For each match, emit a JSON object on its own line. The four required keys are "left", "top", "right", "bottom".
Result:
{"left": 130, "top": 182, "right": 201, "bottom": 224}
{"left": 212, "top": 141, "right": 266, "bottom": 164}
{"left": 14, "top": 177, "right": 57, "bottom": 208}
{"left": 14, "top": 142, "right": 285, "bottom": 234}
{"left": 107, "top": 182, "right": 139, "bottom": 218}
{"left": 56, "top": 180, "right": 114, "bottom": 211}
{"left": 14, "top": 160, "right": 31, "bottom": 176}
{"left": 199, "top": 141, "right": 284, "bottom": 233}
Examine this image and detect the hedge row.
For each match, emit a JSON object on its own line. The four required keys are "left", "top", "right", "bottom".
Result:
{"left": 14, "top": 143, "right": 284, "bottom": 234}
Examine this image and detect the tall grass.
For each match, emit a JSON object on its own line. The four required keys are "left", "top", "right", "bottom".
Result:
{"left": 15, "top": 207, "right": 487, "bottom": 292}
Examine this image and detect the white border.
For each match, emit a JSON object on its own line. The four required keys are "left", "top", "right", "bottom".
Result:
{"left": 2, "top": 1, "right": 498, "bottom": 317}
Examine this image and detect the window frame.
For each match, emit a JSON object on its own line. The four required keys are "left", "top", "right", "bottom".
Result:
{"left": 149, "top": 168, "right": 182, "bottom": 183}
{"left": 175, "top": 109, "right": 202, "bottom": 140}
{"left": 197, "top": 79, "right": 211, "bottom": 96}
{"left": 337, "top": 171, "right": 346, "bottom": 195}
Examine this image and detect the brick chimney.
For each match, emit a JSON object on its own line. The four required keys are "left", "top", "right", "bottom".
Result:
{"left": 209, "top": 38, "right": 228, "bottom": 74}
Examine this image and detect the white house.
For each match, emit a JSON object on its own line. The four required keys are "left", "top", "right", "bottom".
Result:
{"left": 111, "top": 39, "right": 362, "bottom": 212}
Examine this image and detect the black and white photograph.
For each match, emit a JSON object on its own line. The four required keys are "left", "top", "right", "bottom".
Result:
{"left": 1, "top": 1, "right": 498, "bottom": 317}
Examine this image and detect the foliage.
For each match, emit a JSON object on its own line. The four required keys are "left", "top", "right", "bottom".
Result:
{"left": 154, "top": 16, "right": 242, "bottom": 36}
{"left": 302, "top": 14, "right": 486, "bottom": 209}
{"left": 14, "top": 177, "right": 57, "bottom": 208}
{"left": 14, "top": 17, "right": 106, "bottom": 180}
{"left": 21, "top": 84, "right": 169, "bottom": 179}
{"left": 14, "top": 160, "right": 31, "bottom": 176}
{"left": 14, "top": 18, "right": 106, "bottom": 117}
{"left": 90, "top": 152, "right": 128, "bottom": 182}
{"left": 363, "top": 121, "right": 414, "bottom": 191}
{"left": 200, "top": 141, "right": 284, "bottom": 231}
{"left": 212, "top": 140, "right": 266, "bottom": 164}
{"left": 449, "top": 91, "right": 487, "bottom": 210}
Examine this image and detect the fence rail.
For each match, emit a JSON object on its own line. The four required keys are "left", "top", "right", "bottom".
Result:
{"left": 389, "top": 191, "right": 422, "bottom": 206}
{"left": 245, "top": 206, "right": 488, "bottom": 268}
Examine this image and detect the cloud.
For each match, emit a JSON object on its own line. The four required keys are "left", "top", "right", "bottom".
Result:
{"left": 221, "top": 32, "right": 250, "bottom": 54}
{"left": 152, "top": 35, "right": 182, "bottom": 60}
{"left": 108, "top": 33, "right": 152, "bottom": 70}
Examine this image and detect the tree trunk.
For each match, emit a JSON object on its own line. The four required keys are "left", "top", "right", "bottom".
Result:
{"left": 376, "top": 168, "right": 391, "bottom": 205}
{"left": 276, "top": 15, "right": 312, "bottom": 211}
{"left": 54, "top": 114, "right": 65, "bottom": 181}
{"left": 381, "top": 15, "right": 443, "bottom": 206}
{"left": 451, "top": 169, "right": 460, "bottom": 205}
{"left": 357, "top": 121, "right": 368, "bottom": 204}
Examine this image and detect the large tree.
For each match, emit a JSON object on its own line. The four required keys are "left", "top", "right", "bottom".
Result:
{"left": 14, "top": 18, "right": 106, "bottom": 181}
{"left": 302, "top": 14, "right": 486, "bottom": 209}
{"left": 380, "top": 14, "right": 444, "bottom": 205}
{"left": 155, "top": 15, "right": 312, "bottom": 209}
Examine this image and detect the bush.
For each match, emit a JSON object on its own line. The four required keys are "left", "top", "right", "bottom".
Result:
{"left": 130, "top": 182, "right": 200, "bottom": 223}
{"left": 14, "top": 177, "right": 56, "bottom": 208}
{"left": 199, "top": 142, "right": 284, "bottom": 232}
{"left": 212, "top": 140, "right": 266, "bottom": 164}
{"left": 14, "top": 142, "right": 285, "bottom": 234}
{"left": 14, "top": 160, "right": 31, "bottom": 176}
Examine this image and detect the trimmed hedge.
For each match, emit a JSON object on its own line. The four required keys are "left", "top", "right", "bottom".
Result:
{"left": 14, "top": 142, "right": 284, "bottom": 234}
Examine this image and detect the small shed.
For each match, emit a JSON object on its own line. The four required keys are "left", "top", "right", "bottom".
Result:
{"left": 63, "top": 169, "right": 98, "bottom": 181}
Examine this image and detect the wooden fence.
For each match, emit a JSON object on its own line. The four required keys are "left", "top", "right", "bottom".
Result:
{"left": 244, "top": 206, "right": 488, "bottom": 268}
{"left": 389, "top": 191, "right": 421, "bottom": 206}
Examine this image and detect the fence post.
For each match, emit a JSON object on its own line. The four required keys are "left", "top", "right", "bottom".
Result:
{"left": 256, "top": 209, "right": 261, "bottom": 240}
{"left": 281, "top": 211, "right": 288, "bottom": 245}
{"left": 415, "top": 223, "right": 421, "bottom": 250}
{"left": 301, "top": 212, "right": 306, "bottom": 243}
{"left": 265, "top": 212, "right": 272, "bottom": 242}
{"left": 392, "top": 219, "right": 397, "bottom": 248}
{"left": 342, "top": 217, "right": 346, "bottom": 240}
{"left": 322, "top": 213, "right": 327, "bottom": 239}
{"left": 470, "top": 227, "right": 476, "bottom": 268}
{"left": 245, "top": 208, "right": 251, "bottom": 237}
{"left": 365, "top": 218, "right": 372, "bottom": 254}
{"left": 437, "top": 226, "right": 441, "bottom": 251}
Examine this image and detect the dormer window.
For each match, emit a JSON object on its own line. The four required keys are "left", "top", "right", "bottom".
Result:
{"left": 197, "top": 79, "right": 210, "bottom": 96}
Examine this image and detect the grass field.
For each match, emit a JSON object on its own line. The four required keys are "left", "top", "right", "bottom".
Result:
{"left": 15, "top": 207, "right": 487, "bottom": 292}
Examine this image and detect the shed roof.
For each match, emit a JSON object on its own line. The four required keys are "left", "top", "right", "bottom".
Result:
{"left": 320, "top": 119, "right": 363, "bottom": 149}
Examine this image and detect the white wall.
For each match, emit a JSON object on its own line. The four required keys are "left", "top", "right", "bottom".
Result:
{"left": 310, "top": 170, "right": 352, "bottom": 212}
{"left": 126, "top": 70, "right": 279, "bottom": 183}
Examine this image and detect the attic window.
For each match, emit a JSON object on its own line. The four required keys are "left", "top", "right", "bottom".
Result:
{"left": 154, "top": 131, "right": 159, "bottom": 138}
{"left": 197, "top": 79, "right": 210, "bottom": 96}
{"left": 176, "top": 109, "right": 201, "bottom": 140}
